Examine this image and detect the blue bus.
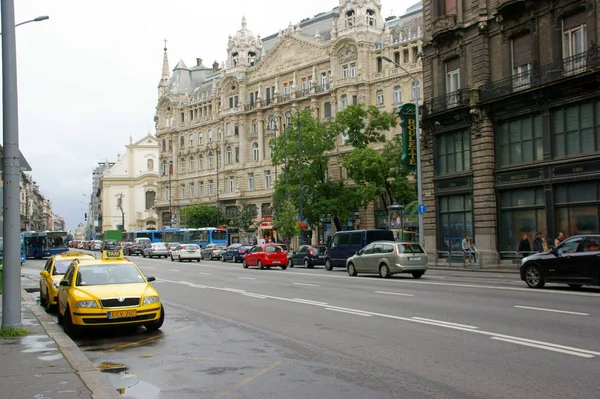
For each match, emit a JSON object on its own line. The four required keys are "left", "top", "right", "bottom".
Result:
{"left": 0, "top": 236, "right": 26, "bottom": 264}
{"left": 22, "top": 231, "right": 68, "bottom": 259}
{"left": 122, "top": 230, "right": 164, "bottom": 243}
{"left": 187, "top": 228, "right": 228, "bottom": 248}
{"left": 161, "top": 228, "right": 185, "bottom": 244}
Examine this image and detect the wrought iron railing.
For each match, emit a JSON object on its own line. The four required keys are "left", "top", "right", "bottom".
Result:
{"left": 480, "top": 47, "right": 600, "bottom": 102}
{"left": 424, "top": 89, "right": 470, "bottom": 115}
{"left": 314, "top": 83, "right": 330, "bottom": 93}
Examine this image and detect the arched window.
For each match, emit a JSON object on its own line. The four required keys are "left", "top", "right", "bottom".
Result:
{"left": 180, "top": 158, "right": 186, "bottom": 173}
{"left": 248, "top": 51, "right": 256, "bottom": 66}
{"left": 345, "top": 10, "right": 355, "bottom": 28}
{"left": 252, "top": 142, "right": 259, "bottom": 161}
{"left": 226, "top": 146, "right": 233, "bottom": 164}
{"left": 367, "top": 9, "right": 375, "bottom": 26}
{"left": 145, "top": 191, "right": 156, "bottom": 210}
{"left": 376, "top": 89, "right": 384, "bottom": 105}
{"left": 189, "top": 157, "right": 195, "bottom": 172}
{"left": 198, "top": 132, "right": 203, "bottom": 145}
{"left": 232, "top": 51, "right": 239, "bottom": 66}
{"left": 180, "top": 136, "right": 185, "bottom": 148}
{"left": 208, "top": 152, "right": 214, "bottom": 169}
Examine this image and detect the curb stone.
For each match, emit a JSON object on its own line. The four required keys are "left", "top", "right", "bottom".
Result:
{"left": 427, "top": 266, "right": 519, "bottom": 274}
{"left": 21, "top": 290, "right": 122, "bottom": 399}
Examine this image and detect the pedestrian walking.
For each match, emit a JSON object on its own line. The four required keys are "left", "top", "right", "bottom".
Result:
{"left": 554, "top": 232, "right": 565, "bottom": 248}
{"left": 462, "top": 235, "right": 473, "bottom": 265}
{"left": 470, "top": 238, "right": 478, "bottom": 265}
{"left": 518, "top": 233, "right": 532, "bottom": 258}
{"left": 533, "top": 232, "right": 544, "bottom": 253}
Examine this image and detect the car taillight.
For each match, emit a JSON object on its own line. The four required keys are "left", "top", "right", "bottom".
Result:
{"left": 309, "top": 247, "right": 313, "bottom": 255}
{"left": 212, "top": 248, "right": 217, "bottom": 251}
{"left": 152, "top": 248, "right": 155, "bottom": 252}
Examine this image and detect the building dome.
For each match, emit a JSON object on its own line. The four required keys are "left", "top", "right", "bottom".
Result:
{"left": 226, "top": 16, "right": 263, "bottom": 69}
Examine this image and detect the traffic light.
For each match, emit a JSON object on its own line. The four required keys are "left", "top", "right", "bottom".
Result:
{"left": 84, "top": 212, "right": 88, "bottom": 221}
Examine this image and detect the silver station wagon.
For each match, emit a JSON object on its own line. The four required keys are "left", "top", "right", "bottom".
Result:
{"left": 346, "top": 241, "right": 427, "bottom": 278}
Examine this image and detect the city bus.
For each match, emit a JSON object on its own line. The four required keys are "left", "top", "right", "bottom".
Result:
{"left": 122, "top": 229, "right": 164, "bottom": 243}
{"left": 187, "top": 228, "right": 228, "bottom": 248}
{"left": 0, "top": 236, "right": 26, "bottom": 264}
{"left": 22, "top": 231, "right": 68, "bottom": 259}
{"left": 161, "top": 228, "right": 185, "bottom": 244}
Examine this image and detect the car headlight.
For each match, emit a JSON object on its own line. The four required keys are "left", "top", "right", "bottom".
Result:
{"left": 52, "top": 281, "right": 60, "bottom": 289}
{"left": 143, "top": 296, "right": 160, "bottom": 305}
{"left": 75, "top": 300, "right": 98, "bottom": 308}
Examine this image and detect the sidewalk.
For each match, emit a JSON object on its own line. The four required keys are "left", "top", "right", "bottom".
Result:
{"left": 0, "top": 291, "right": 121, "bottom": 399}
{"left": 427, "top": 262, "right": 519, "bottom": 273}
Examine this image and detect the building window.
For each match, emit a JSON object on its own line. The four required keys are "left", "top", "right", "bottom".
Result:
{"left": 324, "top": 102, "right": 332, "bottom": 118}
{"left": 189, "top": 157, "right": 195, "bottom": 172}
{"left": 235, "top": 147, "right": 240, "bottom": 162}
{"left": 340, "top": 95, "right": 348, "bottom": 111}
{"left": 321, "top": 72, "right": 328, "bottom": 89}
{"left": 438, "top": 194, "right": 472, "bottom": 252}
{"left": 345, "top": 9, "right": 355, "bottom": 28}
{"left": 377, "top": 56, "right": 383, "bottom": 72}
{"left": 199, "top": 132, "right": 203, "bottom": 145}
{"left": 189, "top": 183, "right": 195, "bottom": 199}
{"left": 511, "top": 34, "right": 532, "bottom": 90}
{"left": 229, "top": 176, "right": 235, "bottom": 193}
{"left": 145, "top": 191, "right": 156, "bottom": 210}
{"left": 234, "top": 125, "right": 239, "bottom": 136}
{"left": 252, "top": 142, "right": 259, "bottom": 161}
{"left": 412, "top": 81, "right": 421, "bottom": 101}
{"left": 553, "top": 101, "right": 600, "bottom": 158}
{"left": 393, "top": 86, "right": 402, "bottom": 103}
{"left": 162, "top": 139, "right": 166, "bottom": 152}
{"left": 394, "top": 51, "right": 400, "bottom": 65}
{"left": 248, "top": 173, "right": 255, "bottom": 191}
{"left": 499, "top": 187, "right": 546, "bottom": 253}
{"left": 497, "top": 115, "right": 543, "bottom": 166}
{"left": 208, "top": 130, "right": 213, "bottom": 142}
{"left": 199, "top": 182, "right": 204, "bottom": 197}
{"left": 555, "top": 182, "right": 600, "bottom": 238}
{"left": 440, "top": 0, "right": 457, "bottom": 15}
{"left": 252, "top": 121, "right": 257, "bottom": 133}
{"left": 366, "top": 9, "right": 375, "bottom": 26}
{"left": 445, "top": 58, "right": 460, "bottom": 106}
{"left": 226, "top": 146, "right": 233, "bottom": 164}
{"left": 180, "top": 136, "right": 185, "bottom": 148}
{"left": 198, "top": 156, "right": 204, "bottom": 171}
{"left": 376, "top": 90, "right": 384, "bottom": 106}
{"left": 208, "top": 152, "right": 214, "bottom": 169}
{"left": 189, "top": 134, "right": 194, "bottom": 147}
{"left": 208, "top": 180, "right": 214, "bottom": 196}
{"left": 180, "top": 184, "right": 186, "bottom": 200}
{"left": 350, "top": 62, "right": 357, "bottom": 77}
{"left": 180, "top": 159, "right": 186, "bottom": 173}
{"left": 164, "top": 187, "right": 170, "bottom": 201}
{"left": 562, "top": 14, "right": 587, "bottom": 61}
{"left": 265, "top": 170, "right": 272, "bottom": 189}
{"left": 217, "top": 150, "right": 222, "bottom": 168}
{"left": 180, "top": 112, "right": 185, "bottom": 124}
{"left": 342, "top": 64, "right": 349, "bottom": 78}
{"left": 435, "top": 129, "right": 471, "bottom": 175}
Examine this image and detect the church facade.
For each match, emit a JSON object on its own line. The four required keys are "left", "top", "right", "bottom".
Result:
{"left": 154, "top": 0, "right": 423, "bottom": 242}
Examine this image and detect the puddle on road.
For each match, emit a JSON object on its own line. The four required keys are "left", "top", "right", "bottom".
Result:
{"left": 97, "top": 362, "right": 160, "bottom": 398}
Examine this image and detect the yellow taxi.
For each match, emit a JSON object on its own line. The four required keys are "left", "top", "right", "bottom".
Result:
{"left": 56, "top": 250, "right": 164, "bottom": 337}
{"left": 39, "top": 251, "right": 96, "bottom": 311}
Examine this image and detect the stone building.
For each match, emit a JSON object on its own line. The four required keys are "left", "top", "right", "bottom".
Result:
{"left": 99, "top": 134, "right": 159, "bottom": 232}
{"left": 421, "top": 0, "right": 600, "bottom": 257}
{"left": 154, "top": 0, "right": 423, "bottom": 241}
{"left": 19, "top": 172, "right": 54, "bottom": 232}
{"left": 89, "top": 160, "right": 115, "bottom": 237}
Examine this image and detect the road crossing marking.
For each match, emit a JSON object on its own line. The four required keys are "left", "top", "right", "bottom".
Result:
{"left": 513, "top": 305, "right": 589, "bottom": 316}
{"left": 490, "top": 337, "right": 595, "bottom": 358}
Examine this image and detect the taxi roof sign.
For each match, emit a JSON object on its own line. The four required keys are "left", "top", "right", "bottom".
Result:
{"left": 102, "top": 249, "right": 125, "bottom": 261}
{"left": 60, "top": 252, "right": 89, "bottom": 258}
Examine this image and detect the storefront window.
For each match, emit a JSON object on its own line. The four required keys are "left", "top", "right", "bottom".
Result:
{"left": 435, "top": 129, "right": 471, "bottom": 175}
{"left": 555, "top": 182, "right": 600, "bottom": 237}
{"left": 438, "top": 194, "right": 473, "bottom": 252}
{"left": 498, "top": 187, "right": 546, "bottom": 253}
{"left": 496, "top": 115, "right": 543, "bottom": 166}
{"left": 553, "top": 101, "right": 600, "bottom": 158}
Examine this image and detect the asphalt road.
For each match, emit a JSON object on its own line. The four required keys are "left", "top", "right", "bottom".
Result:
{"left": 22, "top": 254, "right": 600, "bottom": 399}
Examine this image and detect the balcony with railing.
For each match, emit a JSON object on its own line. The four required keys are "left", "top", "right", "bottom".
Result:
{"left": 314, "top": 83, "right": 330, "bottom": 93}
{"left": 480, "top": 48, "right": 600, "bottom": 102}
{"left": 423, "top": 89, "right": 470, "bottom": 116}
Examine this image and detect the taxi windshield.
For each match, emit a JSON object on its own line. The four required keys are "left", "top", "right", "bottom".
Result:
{"left": 76, "top": 264, "right": 145, "bottom": 286}
{"left": 54, "top": 260, "right": 74, "bottom": 275}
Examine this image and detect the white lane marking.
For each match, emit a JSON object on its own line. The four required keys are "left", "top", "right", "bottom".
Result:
{"left": 292, "top": 282, "right": 319, "bottom": 287}
{"left": 513, "top": 305, "right": 589, "bottom": 316}
{"left": 326, "top": 308, "right": 372, "bottom": 317}
{"left": 146, "top": 266, "right": 156, "bottom": 269}
{"left": 375, "top": 291, "right": 414, "bottom": 297}
{"left": 412, "top": 317, "right": 478, "bottom": 329}
{"left": 223, "top": 288, "right": 246, "bottom": 293}
{"left": 292, "top": 298, "right": 328, "bottom": 305}
{"left": 198, "top": 272, "right": 211, "bottom": 275}
{"left": 238, "top": 277, "right": 256, "bottom": 280}
{"left": 158, "top": 278, "right": 600, "bottom": 358}
{"left": 243, "top": 293, "right": 266, "bottom": 299}
{"left": 170, "top": 269, "right": 180, "bottom": 272}
{"left": 490, "top": 337, "right": 594, "bottom": 358}
{"left": 426, "top": 276, "right": 445, "bottom": 279}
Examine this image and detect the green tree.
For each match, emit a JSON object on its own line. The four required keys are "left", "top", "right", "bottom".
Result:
{"left": 237, "top": 200, "right": 258, "bottom": 232}
{"left": 331, "top": 104, "right": 398, "bottom": 148}
{"left": 180, "top": 204, "right": 223, "bottom": 228}
{"left": 273, "top": 198, "right": 299, "bottom": 244}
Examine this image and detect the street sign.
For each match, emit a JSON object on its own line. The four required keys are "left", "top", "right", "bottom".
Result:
{"left": 417, "top": 204, "right": 427, "bottom": 214}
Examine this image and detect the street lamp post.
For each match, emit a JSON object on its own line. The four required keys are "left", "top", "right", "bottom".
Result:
{"left": 379, "top": 56, "right": 424, "bottom": 248}
{"left": 0, "top": 15, "right": 49, "bottom": 34}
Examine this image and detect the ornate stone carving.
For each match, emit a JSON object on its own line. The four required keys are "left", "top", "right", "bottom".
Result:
{"left": 432, "top": 14, "right": 457, "bottom": 39}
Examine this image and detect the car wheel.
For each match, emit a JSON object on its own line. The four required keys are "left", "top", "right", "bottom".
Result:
{"left": 524, "top": 264, "right": 545, "bottom": 288}
{"left": 178, "top": 257, "right": 182, "bottom": 262}
{"left": 347, "top": 263, "right": 357, "bottom": 276}
{"left": 222, "top": 256, "right": 226, "bottom": 263}
{"left": 62, "top": 307, "right": 80, "bottom": 338}
{"left": 39, "top": 288, "right": 47, "bottom": 307}
{"left": 44, "top": 292, "right": 52, "bottom": 312}
{"left": 258, "top": 261, "right": 264, "bottom": 270}
{"left": 568, "top": 284, "right": 583, "bottom": 289}
{"left": 243, "top": 260, "right": 249, "bottom": 269}
{"left": 412, "top": 272, "right": 424, "bottom": 279}
{"left": 288, "top": 259, "right": 294, "bottom": 268}
{"left": 281, "top": 265, "right": 287, "bottom": 270}
{"left": 145, "top": 305, "right": 165, "bottom": 331}
{"left": 325, "top": 259, "right": 333, "bottom": 271}
{"left": 304, "top": 259, "right": 312, "bottom": 269}
{"left": 170, "top": 255, "right": 174, "bottom": 262}
{"left": 57, "top": 307, "right": 63, "bottom": 325}
{"left": 143, "top": 253, "right": 147, "bottom": 258}
{"left": 197, "top": 258, "right": 201, "bottom": 262}
{"left": 379, "top": 264, "right": 391, "bottom": 278}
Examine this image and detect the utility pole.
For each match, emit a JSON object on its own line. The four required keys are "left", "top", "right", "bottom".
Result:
{"left": 2, "top": 0, "right": 22, "bottom": 328}
{"left": 117, "top": 193, "right": 125, "bottom": 231}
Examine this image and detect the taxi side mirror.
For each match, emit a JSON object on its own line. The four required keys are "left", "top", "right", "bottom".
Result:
{"left": 59, "top": 280, "right": 71, "bottom": 287}
{"left": 146, "top": 276, "right": 156, "bottom": 282}
{"left": 40, "top": 270, "right": 49, "bottom": 277}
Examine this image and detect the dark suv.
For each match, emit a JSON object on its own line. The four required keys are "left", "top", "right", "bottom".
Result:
{"left": 289, "top": 245, "right": 327, "bottom": 268}
{"left": 101, "top": 240, "right": 121, "bottom": 251}
{"left": 520, "top": 234, "right": 600, "bottom": 289}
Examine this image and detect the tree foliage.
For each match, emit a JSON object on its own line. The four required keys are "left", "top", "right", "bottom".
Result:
{"left": 180, "top": 204, "right": 223, "bottom": 228}
{"left": 331, "top": 104, "right": 398, "bottom": 148}
{"left": 273, "top": 198, "right": 299, "bottom": 243}
{"left": 236, "top": 200, "right": 258, "bottom": 232}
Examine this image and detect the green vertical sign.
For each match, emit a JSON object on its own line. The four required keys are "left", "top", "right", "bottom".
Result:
{"left": 398, "top": 103, "right": 417, "bottom": 172}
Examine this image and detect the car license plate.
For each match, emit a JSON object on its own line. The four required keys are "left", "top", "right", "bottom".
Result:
{"left": 272, "top": 260, "right": 281, "bottom": 264}
{"left": 408, "top": 257, "right": 421, "bottom": 261}
{"left": 187, "top": 250, "right": 196, "bottom": 253}
{"left": 108, "top": 310, "right": 137, "bottom": 319}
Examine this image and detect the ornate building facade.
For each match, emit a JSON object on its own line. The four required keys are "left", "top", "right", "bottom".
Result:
{"left": 154, "top": 0, "right": 423, "bottom": 240}
{"left": 99, "top": 135, "right": 159, "bottom": 232}
{"left": 19, "top": 173, "right": 55, "bottom": 232}
{"left": 421, "top": 0, "right": 600, "bottom": 256}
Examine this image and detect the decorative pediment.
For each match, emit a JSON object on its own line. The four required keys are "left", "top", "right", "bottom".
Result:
{"left": 253, "top": 36, "right": 323, "bottom": 75}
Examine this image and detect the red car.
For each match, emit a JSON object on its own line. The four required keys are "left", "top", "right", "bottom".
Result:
{"left": 243, "top": 244, "right": 288, "bottom": 270}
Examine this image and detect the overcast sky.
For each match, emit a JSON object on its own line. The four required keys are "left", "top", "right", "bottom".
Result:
{"left": 5, "top": 0, "right": 417, "bottom": 231}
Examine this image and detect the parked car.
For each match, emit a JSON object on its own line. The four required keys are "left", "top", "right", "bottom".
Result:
{"left": 91, "top": 240, "right": 103, "bottom": 251}
{"left": 221, "top": 244, "right": 253, "bottom": 263}
{"left": 520, "top": 234, "right": 600, "bottom": 289}
{"left": 243, "top": 244, "right": 288, "bottom": 270}
{"left": 166, "top": 242, "right": 182, "bottom": 255}
{"left": 129, "top": 242, "right": 144, "bottom": 256}
{"left": 142, "top": 242, "right": 169, "bottom": 258}
{"left": 102, "top": 240, "right": 121, "bottom": 251}
{"left": 325, "top": 229, "right": 395, "bottom": 271}
{"left": 346, "top": 241, "right": 427, "bottom": 278}
{"left": 121, "top": 242, "right": 134, "bottom": 255}
{"left": 289, "top": 245, "right": 327, "bottom": 268}
{"left": 171, "top": 244, "right": 202, "bottom": 262}
{"left": 200, "top": 244, "right": 228, "bottom": 260}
